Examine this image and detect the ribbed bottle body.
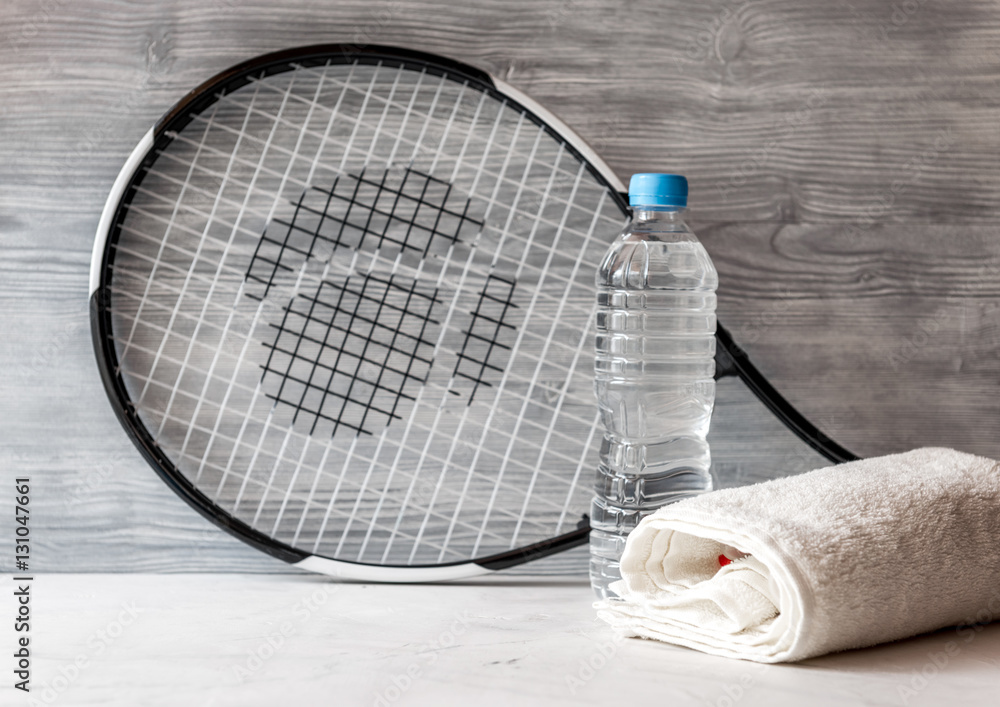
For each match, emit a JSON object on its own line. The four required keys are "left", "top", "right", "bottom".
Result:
{"left": 590, "top": 213, "right": 718, "bottom": 599}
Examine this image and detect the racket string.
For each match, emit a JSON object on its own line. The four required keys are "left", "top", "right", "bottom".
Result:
{"left": 468, "top": 161, "right": 592, "bottom": 557}
{"left": 144, "top": 72, "right": 295, "bottom": 443}
{"left": 121, "top": 188, "right": 605, "bottom": 318}
{"left": 111, "top": 301, "right": 599, "bottom": 436}
{"left": 109, "top": 59, "right": 622, "bottom": 564}
{"left": 118, "top": 346, "right": 587, "bottom": 510}
{"left": 508, "top": 191, "right": 609, "bottom": 548}
{"left": 178, "top": 70, "right": 326, "bottom": 473}
{"left": 117, "top": 98, "right": 223, "bottom": 370}
{"left": 246, "top": 65, "right": 591, "bottom": 188}
{"left": 172, "top": 104, "right": 601, "bottom": 226}
{"left": 166, "top": 71, "right": 337, "bottom": 503}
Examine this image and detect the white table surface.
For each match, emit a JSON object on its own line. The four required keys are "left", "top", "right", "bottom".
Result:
{"left": 5, "top": 573, "right": 999, "bottom": 706}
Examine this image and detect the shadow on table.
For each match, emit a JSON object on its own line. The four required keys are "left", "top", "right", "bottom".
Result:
{"left": 795, "top": 621, "right": 1000, "bottom": 674}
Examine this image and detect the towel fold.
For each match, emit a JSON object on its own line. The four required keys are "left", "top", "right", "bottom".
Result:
{"left": 596, "top": 447, "right": 1000, "bottom": 662}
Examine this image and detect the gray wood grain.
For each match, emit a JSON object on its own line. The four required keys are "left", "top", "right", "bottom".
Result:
{"left": 1, "top": 0, "right": 998, "bottom": 574}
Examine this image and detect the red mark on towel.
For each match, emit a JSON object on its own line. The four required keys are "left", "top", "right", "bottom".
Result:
{"left": 718, "top": 554, "right": 731, "bottom": 567}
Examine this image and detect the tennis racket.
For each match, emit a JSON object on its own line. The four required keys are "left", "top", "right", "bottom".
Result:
{"left": 89, "top": 44, "right": 856, "bottom": 582}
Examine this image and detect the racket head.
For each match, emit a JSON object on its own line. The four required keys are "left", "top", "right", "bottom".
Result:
{"left": 90, "top": 44, "right": 632, "bottom": 580}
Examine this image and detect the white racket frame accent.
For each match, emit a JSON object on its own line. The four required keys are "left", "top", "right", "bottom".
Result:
{"left": 90, "top": 128, "right": 155, "bottom": 297}
{"left": 294, "top": 554, "right": 490, "bottom": 582}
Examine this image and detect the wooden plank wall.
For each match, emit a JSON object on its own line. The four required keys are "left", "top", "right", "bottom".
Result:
{"left": 1, "top": 0, "right": 998, "bottom": 573}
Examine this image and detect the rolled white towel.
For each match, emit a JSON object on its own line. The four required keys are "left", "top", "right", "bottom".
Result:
{"left": 596, "top": 447, "right": 1000, "bottom": 662}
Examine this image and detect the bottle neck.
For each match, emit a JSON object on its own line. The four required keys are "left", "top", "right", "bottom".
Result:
{"left": 632, "top": 206, "right": 687, "bottom": 224}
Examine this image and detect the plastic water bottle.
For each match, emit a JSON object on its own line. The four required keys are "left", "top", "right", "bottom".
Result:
{"left": 590, "top": 173, "right": 718, "bottom": 599}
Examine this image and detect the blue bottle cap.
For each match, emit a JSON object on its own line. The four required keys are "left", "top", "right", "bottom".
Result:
{"left": 628, "top": 173, "right": 688, "bottom": 208}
